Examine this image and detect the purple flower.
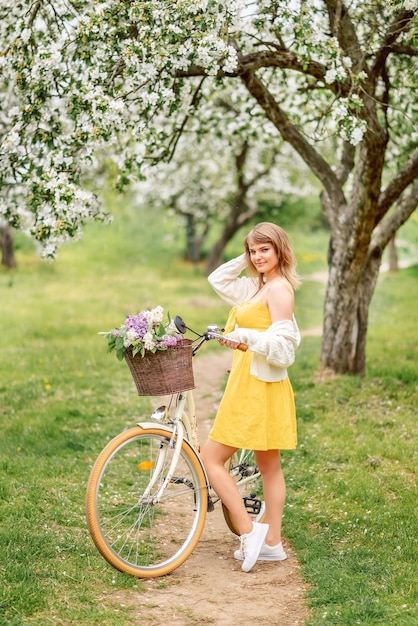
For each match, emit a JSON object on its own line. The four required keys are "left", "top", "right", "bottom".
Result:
{"left": 125, "top": 313, "right": 149, "bottom": 340}
{"left": 103, "top": 306, "right": 181, "bottom": 359}
{"left": 159, "top": 334, "right": 181, "bottom": 348}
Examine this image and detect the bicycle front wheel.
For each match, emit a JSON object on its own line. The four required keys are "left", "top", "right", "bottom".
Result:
{"left": 86, "top": 426, "right": 208, "bottom": 578}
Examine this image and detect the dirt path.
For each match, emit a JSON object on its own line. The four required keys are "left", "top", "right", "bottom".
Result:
{"left": 112, "top": 350, "right": 311, "bottom": 625}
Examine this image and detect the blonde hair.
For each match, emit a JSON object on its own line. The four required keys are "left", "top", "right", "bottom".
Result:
{"left": 244, "top": 222, "right": 301, "bottom": 290}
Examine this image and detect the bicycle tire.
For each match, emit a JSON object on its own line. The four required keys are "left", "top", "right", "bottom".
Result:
{"left": 222, "top": 449, "right": 266, "bottom": 535}
{"left": 86, "top": 425, "right": 208, "bottom": 578}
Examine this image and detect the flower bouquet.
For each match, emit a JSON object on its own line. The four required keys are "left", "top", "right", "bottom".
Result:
{"left": 100, "top": 305, "right": 183, "bottom": 361}
{"left": 100, "top": 306, "right": 195, "bottom": 396}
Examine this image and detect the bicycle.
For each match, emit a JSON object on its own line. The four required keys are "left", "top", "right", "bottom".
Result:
{"left": 85, "top": 317, "right": 265, "bottom": 578}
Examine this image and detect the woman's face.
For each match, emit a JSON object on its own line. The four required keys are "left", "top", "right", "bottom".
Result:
{"left": 247, "top": 240, "right": 279, "bottom": 277}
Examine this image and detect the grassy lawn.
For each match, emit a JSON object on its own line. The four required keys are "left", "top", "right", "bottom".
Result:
{"left": 285, "top": 268, "right": 417, "bottom": 625}
{"left": 0, "top": 202, "right": 416, "bottom": 625}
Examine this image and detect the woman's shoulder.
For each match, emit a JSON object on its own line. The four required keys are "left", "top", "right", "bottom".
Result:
{"left": 267, "top": 278, "right": 294, "bottom": 299}
{"left": 266, "top": 279, "right": 294, "bottom": 320}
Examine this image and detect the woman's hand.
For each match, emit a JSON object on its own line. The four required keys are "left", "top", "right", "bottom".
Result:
{"left": 218, "top": 331, "right": 241, "bottom": 350}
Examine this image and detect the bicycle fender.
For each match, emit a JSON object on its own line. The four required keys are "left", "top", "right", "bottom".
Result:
{"left": 135, "top": 421, "right": 178, "bottom": 434}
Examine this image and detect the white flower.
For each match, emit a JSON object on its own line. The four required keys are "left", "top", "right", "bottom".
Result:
{"left": 324, "top": 69, "right": 337, "bottom": 84}
{"left": 2, "top": 131, "right": 20, "bottom": 151}
{"left": 151, "top": 306, "right": 164, "bottom": 323}
{"left": 350, "top": 124, "right": 366, "bottom": 146}
{"left": 126, "top": 329, "right": 138, "bottom": 344}
{"left": 222, "top": 48, "right": 238, "bottom": 73}
{"left": 40, "top": 242, "right": 59, "bottom": 258}
{"left": 21, "top": 28, "right": 31, "bottom": 43}
{"left": 143, "top": 332, "right": 155, "bottom": 351}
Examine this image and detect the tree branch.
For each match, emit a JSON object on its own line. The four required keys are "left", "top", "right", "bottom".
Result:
{"left": 324, "top": 0, "right": 366, "bottom": 72}
{"left": 239, "top": 69, "right": 347, "bottom": 223}
{"left": 371, "top": 10, "right": 415, "bottom": 79}
{"left": 377, "top": 149, "right": 418, "bottom": 220}
{"left": 27, "top": 0, "right": 42, "bottom": 29}
{"left": 335, "top": 141, "right": 356, "bottom": 184}
{"left": 237, "top": 197, "right": 260, "bottom": 226}
{"left": 245, "top": 148, "right": 280, "bottom": 189}
{"left": 162, "top": 77, "right": 206, "bottom": 162}
{"left": 178, "top": 50, "right": 350, "bottom": 97}
{"left": 371, "top": 179, "right": 418, "bottom": 252}
{"left": 389, "top": 43, "right": 418, "bottom": 56}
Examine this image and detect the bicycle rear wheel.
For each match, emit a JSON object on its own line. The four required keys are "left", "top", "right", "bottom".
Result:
{"left": 86, "top": 426, "right": 208, "bottom": 578}
{"left": 222, "top": 449, "right": 265, "bottom": 535}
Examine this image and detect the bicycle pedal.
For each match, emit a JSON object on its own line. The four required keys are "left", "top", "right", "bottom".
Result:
{"left": 243, "top": 496, "right": 262, "bottom": 515}
{"left": 170, "top": 476, "right": 194, "bottom": 490}
{"left": 240, "top": 464, "right": 257, "bottom": 477}
{"left": 207, "top": 496, "right": 215, "bottom": 513}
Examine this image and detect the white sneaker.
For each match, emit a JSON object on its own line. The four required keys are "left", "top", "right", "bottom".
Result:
{"left": 234, "top": 540, "right": 287, "bottom": 562}
{"left": 239, "top": 522, "right": 269, "bottom": 573}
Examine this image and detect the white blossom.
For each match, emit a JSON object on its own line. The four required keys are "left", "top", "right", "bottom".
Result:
{"left": 324, "top": 69, "right": 337, "bottom": 84}
{"left": 142, "top": 332, "right": 155, "bottom": 351}
{"left": 0, "top": 0, "right": 415, "bottom": 256}
{"left": 146, "top": 306, "right": 164, "bottom": 324}
{"left": 125, "top": 330, "right": 138, "bottom": 346}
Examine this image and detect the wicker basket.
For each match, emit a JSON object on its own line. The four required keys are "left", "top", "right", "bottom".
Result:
{"left": 124, "top": 339, "right": 195, "bottom": 396}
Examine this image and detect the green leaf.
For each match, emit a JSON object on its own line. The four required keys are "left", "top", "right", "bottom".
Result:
{"left": 115, "top": 347, "right": 125, "bottom": 361}
{"left": 155, "top": 323, "right": 165, "bottom": 337}
{"left": 106, "top": 334, "right": 116, "bottom": 352}
{"left": 115, "top": 336, "right": 124, "bottom": 351}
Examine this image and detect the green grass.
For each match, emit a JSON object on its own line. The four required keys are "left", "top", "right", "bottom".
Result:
{"left": 284, "top": 265, "right": 418, "bottom": 625}
{"left": 0, "top": 200, "right": 417, "bottom": 625}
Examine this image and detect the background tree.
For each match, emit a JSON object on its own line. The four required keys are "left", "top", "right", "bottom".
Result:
{"left": 134, "top": 118, "right": 313, "bottom": 272}
{"left": 1, "top": 1, "right": 417, "bottom": 374}
{"left": 0, "top": 224, "right": 16, "bottom": 268}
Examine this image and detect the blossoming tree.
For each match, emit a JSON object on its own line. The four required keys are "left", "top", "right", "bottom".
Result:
{"left": 133, "top": 116, "right": 313, "bottom": 273}
{"left": 1, "top": 1, "right": 417, "bottom": 374}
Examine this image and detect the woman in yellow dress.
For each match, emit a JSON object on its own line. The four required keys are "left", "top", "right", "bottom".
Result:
{"left": 200, "top": 222, "right": 301, "bottom": 573}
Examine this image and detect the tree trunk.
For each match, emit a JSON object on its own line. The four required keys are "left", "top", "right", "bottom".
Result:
{"left": 0, "top": 226, "right": 16, "bottom": 268}
{"left": 320, "top": 236, "right": 382, "bottom": 375}
{"left": 185, "top": 213, "right": 198, "bottom": 265}
{"left": 183, "top": 212, "right": 210, "bottom": 264}
{"left": 206, "top": 218, "right": 244, "bottom": 274}
{"left": 388, "top": 237, "right": 398, "bottom": 272}
{"left": 206, "top": 141, "right": 266, "bottom": 273}
{"left": 237, "top": 45, "right": 418, "bottom": 375}
{"left": 205, "top": 196, "right": 259, "bottom": 274}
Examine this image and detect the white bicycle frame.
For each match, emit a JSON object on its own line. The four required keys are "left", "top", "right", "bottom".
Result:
{"left": 137, "top": 389, "right": 262, "bottom": 510}
{"left": 137, "top": 391, "right": 207, "bottom": 506}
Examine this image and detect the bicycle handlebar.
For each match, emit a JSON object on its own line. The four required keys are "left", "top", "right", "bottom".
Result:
{"left": 205, "top": 327, "right": 247, "bottom": 352}
{"left": 173, "top": 316, "right": 248, "bottom": 355}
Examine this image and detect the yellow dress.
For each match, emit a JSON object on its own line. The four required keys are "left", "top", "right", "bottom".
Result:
{"left": 208, "top": 301, "right": 297, "bottom": 451}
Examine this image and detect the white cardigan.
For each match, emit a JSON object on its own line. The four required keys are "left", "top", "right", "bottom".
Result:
{"left": 208, "top": 254, "right": 301, "bottom": 382}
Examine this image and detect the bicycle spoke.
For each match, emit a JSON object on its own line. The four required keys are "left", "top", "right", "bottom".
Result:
{"left": 86, "top": 427, "right": 207, "bottom": 576}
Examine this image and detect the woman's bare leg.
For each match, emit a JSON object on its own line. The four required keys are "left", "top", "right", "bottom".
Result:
{"left": 254, "top": 449, "right": 285, "bottom": 546}
{"left": 200, "top": 439, "right": 253, "bottom": 536}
